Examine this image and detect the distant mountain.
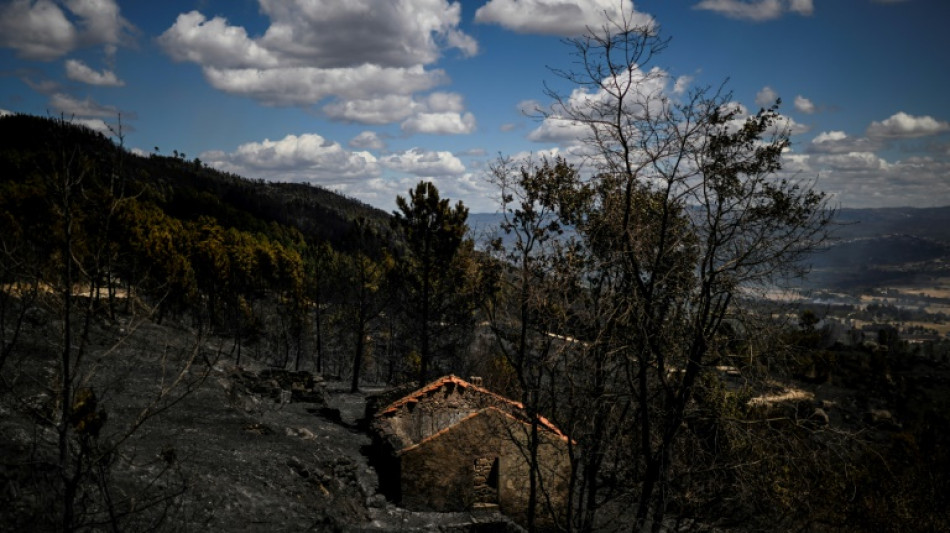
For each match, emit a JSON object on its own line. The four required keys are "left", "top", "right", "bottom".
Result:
{"left": 831, "top": 206, "right": 950, "bottom": 243}
{"left": 469, "top": 205, "right": 950, "bottom": 290}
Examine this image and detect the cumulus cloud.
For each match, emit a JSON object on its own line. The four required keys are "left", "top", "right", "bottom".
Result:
{"left": 65, "top": 59, "right": 124, "bottom": 86}
{"left": 794, "top": 95, "right": 815, "bottom": 114}
{"left": 49, "top": 92, "right": 117, "bottom": 117}
{"left": 755, "top": 86, "right": 779, "bottom": 108}
{"left": 782, "top": 150, "right": 950, "bottom": 209}
{"left": 158, "top": 1, "right": 477, "bottom": 128}
{"left": 200, "top": 133, "right": 380, "bottom": 183}
{"left": 158, "top": 11, "right": 278, "bottom": 69}
{"left": 380, "top": 148, "right": 466, "bottom": 176}
{"left": 69, "top": 117, "right": 111, "bottom": 135}
{"left": 527, "top": 116, "right": 590, "bottom": 143}
{"left": 0, "top": 0, "right": 77, "bottom": 60}
{"left": 694, "top": 0, "right": 813, "bottom": 21}
{"left": 323, "top": 91, "right": 470, "bottom": 127}
{"left": 0, "top": 109, "right": 15, "bottom": 117}
{"left": 814, "top": 151, "right": 889, "bottom": 172}
{"left": 323, "top": 95, "right": 419, "bottom": 124}
{"left": 424, "top": 92, "right": 466, "bottom": 113}
{"left": 673, "top": 75, "right": 694, "bottom": 96}
{"left": 517, "top": 99, "right": 543, "bottom": 116}
{"left": 203, "top": 64, "right": 446, "bottom": 107}
{"left": 193, "top": 132, "right": 496, "bottom": 211}
{"left": 333, "top": 171, "right": 494, "bottom": 212}
{"left": 529, "top": 65, "right": 671, "bottom": 145}
{"left": 807, "top": 131, "right": 881, "bottom": 154}
{"left": 719, "top": 100, "right": 807, "bottom": 136}
{"left": 348, "top": 131, "right": 386, "bottom": 150}
{"left": 475, "top": 0, "right": 653, "bottom": 36}
{"left": 255, "top": 0, "right": 476, "bottom": 68}
{"left": 0, "top": 0, "right": 132, "bottom": 60}
{"left": 866, "top": 112, "right": 950, "bottom": 139}
{"left": 402, "top": 112, "right": 476, "bottom": 135}
{"left": 65, "top": 0, "right": 134, "bottom": 54}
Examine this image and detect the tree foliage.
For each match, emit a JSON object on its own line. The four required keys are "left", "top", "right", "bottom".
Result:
{"left": 392, "top": 181, "right": 474, "bottom": 385}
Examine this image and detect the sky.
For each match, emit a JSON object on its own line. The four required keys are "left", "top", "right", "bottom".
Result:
{"left": 1, "top": 0, "right": 948, "bottom": 213}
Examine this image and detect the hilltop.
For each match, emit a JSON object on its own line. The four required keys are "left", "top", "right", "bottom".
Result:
{"left": 0, "top": 113, "right": 393, "bottom": 252}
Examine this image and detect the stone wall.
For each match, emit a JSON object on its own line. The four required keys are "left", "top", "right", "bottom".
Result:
{"left": 376, "top": 379, "right": 508, "bottom": 449}
{"left": 398, "top": 408, "right": 570, "bottom": 531}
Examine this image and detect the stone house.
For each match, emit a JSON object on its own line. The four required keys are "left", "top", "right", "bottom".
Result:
{"left": 368, "top": 375, "right": 572, "bottom": 530}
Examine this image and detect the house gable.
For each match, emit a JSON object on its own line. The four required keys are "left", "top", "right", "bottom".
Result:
{"left": 374, "top": 375, "right": 568, "bottom": 451}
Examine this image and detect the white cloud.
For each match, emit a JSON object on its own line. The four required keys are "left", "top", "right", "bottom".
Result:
{"left": 256, "top": 0, "right": 476, "bottom": 68}
{"left": 401, "top": 111, "right": 476, "bottom": 135}
{"left": 200, "top": 133, "right": 381, "bottom": 183}
{"left": 49, "top": 92, "right": 117, "bottom": 117}
{"left": 323, "top": 91, "right": 471, "bottom": 127}
{"left": 380, "top": 148, "right": 466, "bottom": 176}
{"left": 349, "top": 131, "right": 386, "bottom": 150}
{"left": 65, "top": 0, "right": 133, "bottom": 54}
{"left": 527, "top": 116, "right": 589, "bottom": 143}
{"left": 794, "top": 95, "right": 815, "bottom": 114}
{"left": 424, "top": 92, "right": 466, "bottom": 113}
{"left": 788, "top": 0, "right": 814, "bottom": 15}
{"left": 814, "top": 151, "right": 888, "bottom": 172}
{"left": 807, "top": 131, "right": 881, "bottom": 154}
{"left": 323, "top": 95, "right": 419, "bottom": 124}
{"left": 0, "top": 0, "right": 77, "bottom": 60}
{"left": 69, "top": 117, "right": 111, "bottom": 135}
{"left": 475, "top": 0, "right": 654, "bottom": 36}
{"left": 160, "top": 1, "right": 478, "bottom": 67}
{"left": 673, "top": 75, "right": 694, "bottom": 96}
{"left": 0, "top": 0, "right": 132, "bottom": 60}
{"left": 720, "top": 100, "right": 808, "bottom": 136}
{"left": 866, "top": 112, "right": 950, "bottom": 139}
{"left": 773, "top": 114, "right": 810, "bottom": 136}
{"left": 65, "top": 59, "right": 124, "bottom": 86}
{"left": 159, "top": 2, "right": 476, "bottom": 127}
{"left": 783, "top": 151, "right": 950, "bottom": 209}
{"left": 500, "top": 123, "right": 519, "bottom": 132}
{"left": 0, "top": 109, "right": 15, "bottom": 117}
{"left": 518, "top": 99, "right": 543, "bottom": 116}
{"left": 755, "top": 86, "right": 779, "bottom": 108}
{"left": 194, "top": 132, "right": 491, "bottom": 211}
{"left": 694, "top": 0, "right": 813, "bottom": 21}
{"left": 203, "top": 64, "right": 446, "bottom": 107}
{"left": 530, "top": 65, "right": 671, "bottom": 145}
{"left": 158, "top": 11, "right": 279, "bottom": 69}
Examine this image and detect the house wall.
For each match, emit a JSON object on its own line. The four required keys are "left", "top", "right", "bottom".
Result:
{"left": 398, "top": 409, "right": 571, "bottom": 531}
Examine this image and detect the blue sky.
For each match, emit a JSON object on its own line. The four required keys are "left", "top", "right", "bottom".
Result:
{"left": 1, "top": 0, "right": 948, "bottom": 212}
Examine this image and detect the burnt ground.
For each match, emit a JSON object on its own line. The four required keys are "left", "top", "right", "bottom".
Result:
{"left": 0, "top": 308, "right": 520, "bottom": 532}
